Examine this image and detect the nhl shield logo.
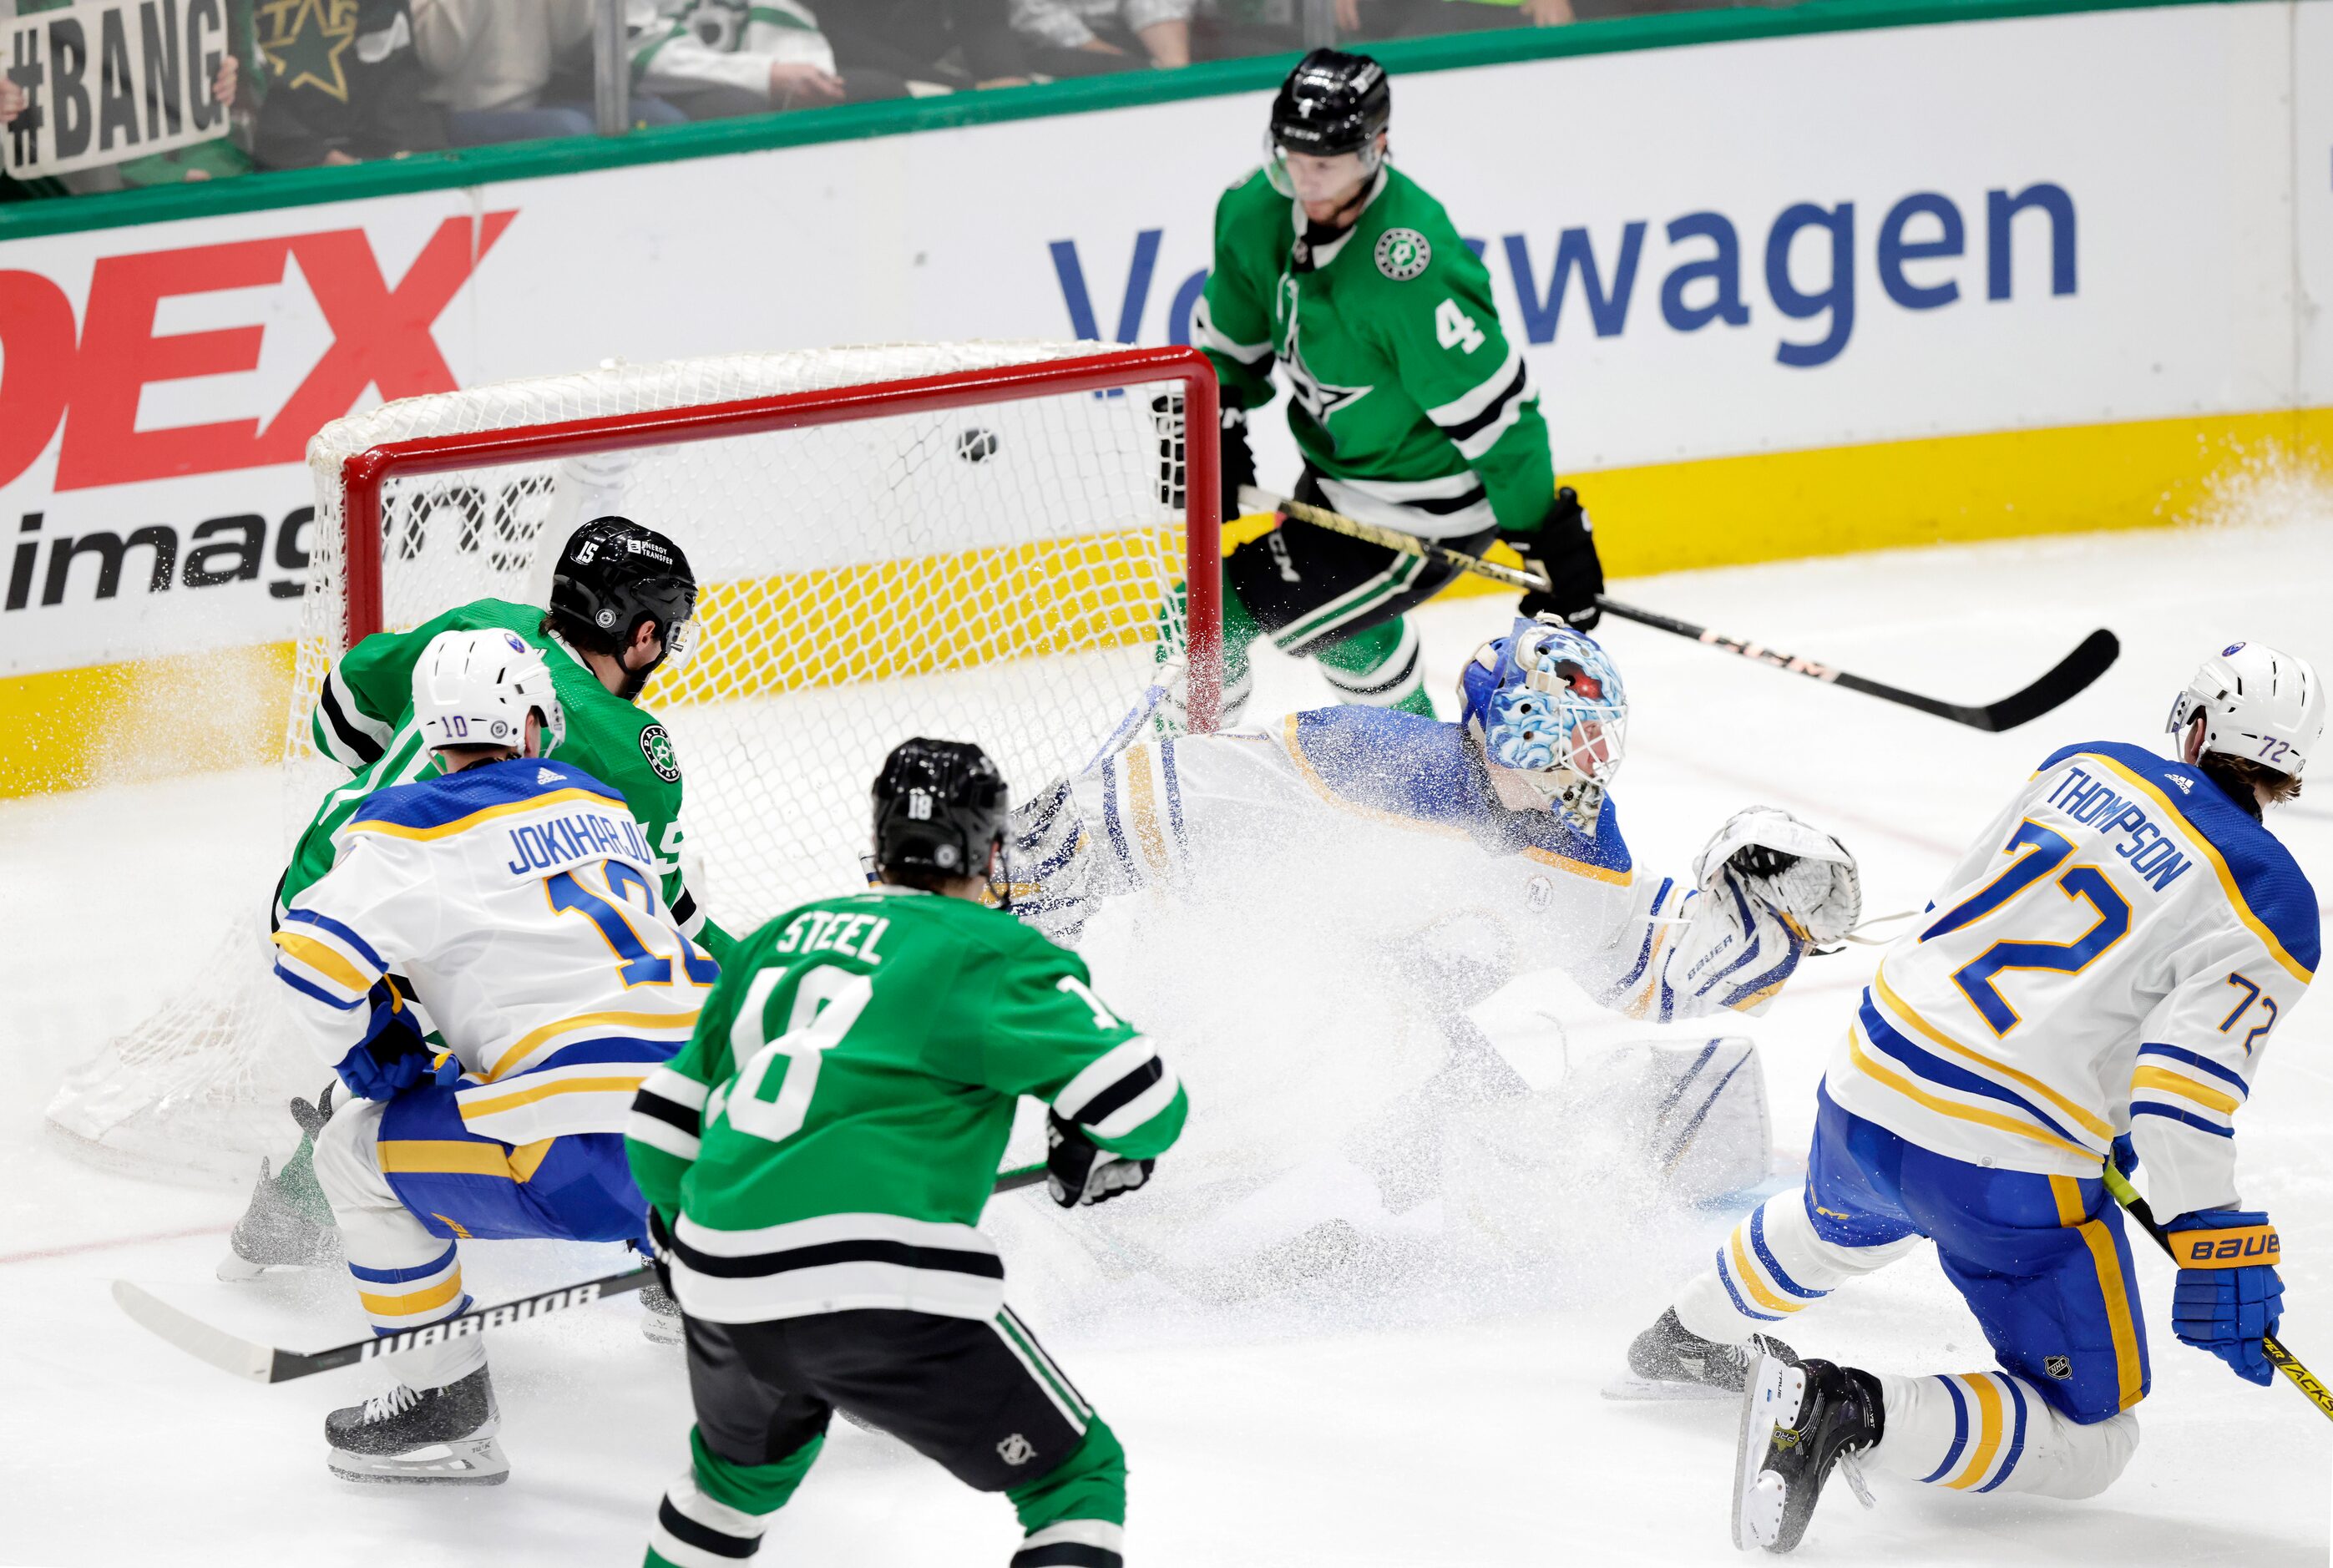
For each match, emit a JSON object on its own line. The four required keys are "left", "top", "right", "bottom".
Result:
{"left": 996, "top": 1433, "right": 1037, "bottom": 1466}
{"left": 2045, "top": 1355, "right": 2072, "bottom": 1380}
{"left": 1375, "top": 228, "right": 1431, "bottom": 281}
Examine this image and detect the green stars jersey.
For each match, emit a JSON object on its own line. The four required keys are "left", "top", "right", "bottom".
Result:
{"left": 625, "top": 888, "right": 1187, "bottom": 1323}
{"left": 290, "top": 597, "right": 731, "bottom": 960}
{"left": 1196, "top": 164, "right": 1555, "bottom": 540}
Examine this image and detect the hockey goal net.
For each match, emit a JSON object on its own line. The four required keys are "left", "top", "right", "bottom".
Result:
{"left": 47, "top": 342, "right": 1222, "bottom": 1178}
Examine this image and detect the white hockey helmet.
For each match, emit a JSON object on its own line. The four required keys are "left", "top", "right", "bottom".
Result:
{"left": 412, "top": 629, "right": 567, "bottom": 757}
{"left": 2165, "top": 641, "right": 2324, "bottom": 780}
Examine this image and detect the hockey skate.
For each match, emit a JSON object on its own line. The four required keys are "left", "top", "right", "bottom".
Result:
{"left": 326, "top": 1366, "right": 507, "bottom": 1485}
{"left": 1603, "top": 1308, "right": 1798, "bottom": 1401}
{"left": 216, "top": 1090, "right": 342, "bottom": 1280}
{"left": 1733, "top": 1353, "right": 1880, "bottom": 1552}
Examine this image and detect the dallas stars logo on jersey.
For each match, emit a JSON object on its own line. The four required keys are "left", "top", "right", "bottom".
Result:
{"left": 1274, "top": 286, "right": 1370, "bottom": 432}
{"left": 640, "top": 725, "right": 682, "bottom": 783}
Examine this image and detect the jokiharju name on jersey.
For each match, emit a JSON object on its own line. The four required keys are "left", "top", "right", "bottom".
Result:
{"left": 272, "top": 758, "right": 711, "bottom": 1146}
{"left": 503, "top": 803, "right": 656, "bottom": 877}
{"left": 292, "top": 596, "right": 722, "bottom": 955}
{"left": 1824, "top": 740, "right": 2318, "bottom": 1221}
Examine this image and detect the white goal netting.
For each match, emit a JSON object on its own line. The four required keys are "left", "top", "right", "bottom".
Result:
{"left": 47, "top": 342, "right": 1215, "bottom": 1178}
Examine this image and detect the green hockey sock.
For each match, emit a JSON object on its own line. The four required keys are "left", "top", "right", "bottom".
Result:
{"left": 276, "top": 1133, "right": 334, "bottom": 1227}
{"left": 1155, "top": 577, "right": 1259, "bottom": 685}
{"left": 1007, "top": 1416, "right": 1127, "bottom": 1535}
{"left": 644, "top": 1426, "right": 824, "bottom": 1566}
{"left": 1313, "top": 616, "right": 1432, "bottom": 716}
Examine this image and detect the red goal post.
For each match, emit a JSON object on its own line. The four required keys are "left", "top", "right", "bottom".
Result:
{"left": 329, "top": 344, "right": 1223, "bottom": 732}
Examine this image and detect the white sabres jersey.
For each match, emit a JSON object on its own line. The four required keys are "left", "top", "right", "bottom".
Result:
{"left": 271, "top": 757, "right": 715, "bottom": 1145}
{"left": 1824, "top": 740, "right": 2319, "bottom": 1219}
{"left": 1065, "top": 706, "right": 1809, "bottom": 1023}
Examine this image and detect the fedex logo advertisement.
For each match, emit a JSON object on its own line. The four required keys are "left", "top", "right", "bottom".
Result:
{"left": 0, "top": 212, "right": 512, "bottom": 494}
{"left": 0, "top": 0, "right": 2318, "bottom": 683}
{"left": 0, "top": 210, "right": 512, "bottom": 675}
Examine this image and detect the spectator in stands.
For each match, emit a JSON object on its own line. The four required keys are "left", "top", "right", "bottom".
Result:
{"left": 1010, "top": 0, "right": 1192, "bottom": 73}
{"left": 251, "top": 0, "right": 448, "bottom": 168}
{"left": 822, "top": 0, "right": 1035, "bottom": 91}
{"left": 414, "top": 0, "right": 682, "bottom": 144}
{"left": 1187, "top": 0, "right": 1299, "bottom": 63}
{"left": 0, "top": 0, "right": 246, "bottom": 194}
{"left": 627, "top": 0, "right": 905, "bottom": 113}
{"left": 1338, "top": 0, "right": 1573, "bottom": 36}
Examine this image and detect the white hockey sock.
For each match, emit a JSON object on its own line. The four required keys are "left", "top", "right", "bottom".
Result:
{"left": 1673, "top": 1190, "right": 1920, "bottom": 1345}
{"left": 652, "top": 1469, "right": 773, "bottom": 1566}
{"left": 312, "top": 1096, "right": 485, "bottom": 1391}
{"left": 1867, "top": 1372, "right": 2139, "bottom": 1500}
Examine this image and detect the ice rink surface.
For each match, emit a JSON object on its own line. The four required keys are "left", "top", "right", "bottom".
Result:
{"left": 6, "top": 484, "right": 2331, "bottom": 1566}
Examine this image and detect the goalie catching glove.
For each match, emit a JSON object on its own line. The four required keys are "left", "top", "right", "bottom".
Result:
{"left": 1694, "top": 807, "right": 1861, "bottom": 950}
{"left": 1047, "top": 1110, "right": 1156, "bottom": 1208}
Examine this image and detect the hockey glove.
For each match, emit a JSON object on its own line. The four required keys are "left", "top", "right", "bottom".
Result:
{"left": 2165, "top": 1208, "right": 2283, "bottom": 1385}
{"left": 331, "top": 989, "right": 433, "bottom": 1100}
{"left": 1220, "top": 406, "right": 1259, "bottom": 522}
{"left": 1510, "top": 487, "right": 1604, "bottom": 630}
{"left": 1693, "top": 807, "right": 1862, "bottom": 949}
{"left": 1046, "top": 1110, "right": 1155, "bottom": 1209}
{"left": 331, "top": 1039, "right": 430, "bottom": 1101}
{"left": 2111, "top": 1133, "right": 2139, "bottom": 1180}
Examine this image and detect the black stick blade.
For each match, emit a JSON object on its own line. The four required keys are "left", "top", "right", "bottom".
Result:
{"left": 1976, "top": 629, "right": 2120, "bottom": 732}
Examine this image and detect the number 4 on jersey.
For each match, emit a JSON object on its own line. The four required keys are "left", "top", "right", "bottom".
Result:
{"left": 1435, "top": 298, "right": 1485, "bottom": 355}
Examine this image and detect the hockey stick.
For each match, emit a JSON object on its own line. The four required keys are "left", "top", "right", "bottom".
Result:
{"left": 1241, "top": 488, "right": 2120, "bottom": 734}
{"left": 1241, "top": 487, "right": 1551, "bottom": 594}
{"left": 116, "top": 1161, "right": 1052, "bottom": 1384}
{"left": 2102, "top": 1165, "right": 2333, "bottom": 1423}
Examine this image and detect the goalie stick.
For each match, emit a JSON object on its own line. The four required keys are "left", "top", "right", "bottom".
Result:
{"left": 2103, "top": 1165, "right": 2333, "bottom": 1423}
{"left": 116, "top": 1162, "right": 1050, "bottom": 1384}
{"left": 1240, "top": 487, "right": 2119, "bottom": 734}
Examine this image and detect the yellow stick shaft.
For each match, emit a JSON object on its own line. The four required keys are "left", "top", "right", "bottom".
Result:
{"left": 2103, "top": 1165, "right": 2333, "bottom": 1420}
{"left": 1240, "top": 487, "right": 1552, "bottom": 594}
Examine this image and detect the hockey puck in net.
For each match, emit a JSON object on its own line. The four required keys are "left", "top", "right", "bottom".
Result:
{"left": 957, "top": 427, "right": 999, "bottom": 464}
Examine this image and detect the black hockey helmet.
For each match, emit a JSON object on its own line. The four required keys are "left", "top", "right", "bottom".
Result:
{"left": 872, "top": 738, "right": 1009, "bottom": 884}
{"left": 545, "top": 516, "right": 699, "bottom": 695}
{"left": 1268, "top": 48, "right": 1390, "bottom": 159}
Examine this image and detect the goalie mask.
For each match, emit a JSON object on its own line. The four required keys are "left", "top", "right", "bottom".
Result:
{"left": 1459, "top": 616, "right": 1628, "bottom": 833}
{"left": 412, "top": 628, "right": 567, "bottom": 759}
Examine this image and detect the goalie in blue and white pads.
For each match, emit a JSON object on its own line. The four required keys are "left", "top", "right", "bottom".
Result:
{"left": 1010, "top": 616, "right": 1858, "bottom": 1028}
{"left": 271, "top": 629, "right": 716, "bottom": 1486}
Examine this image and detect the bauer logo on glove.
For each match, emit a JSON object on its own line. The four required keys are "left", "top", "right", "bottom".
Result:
{"left": 2179, "top": 1224, "right": 2280, "bottom": 1267}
